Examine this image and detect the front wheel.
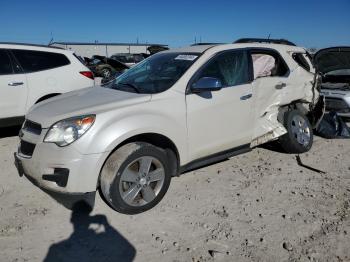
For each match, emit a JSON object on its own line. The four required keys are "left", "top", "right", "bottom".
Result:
{"left": 100, "top": 142, "right": 171, "bottom": 214}
{"left": 279, "top": 110, "right": 313, "bottom": 153}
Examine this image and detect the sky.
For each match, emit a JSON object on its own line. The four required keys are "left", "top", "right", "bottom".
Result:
{"left": 1, "top": 0, "right": 349, "bottom": 49}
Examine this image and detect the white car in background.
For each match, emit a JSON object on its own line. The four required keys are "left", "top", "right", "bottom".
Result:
{"left": 0, "top": 43, "right": 94, "bottom": 127}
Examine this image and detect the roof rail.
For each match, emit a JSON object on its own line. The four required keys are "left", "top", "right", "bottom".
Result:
{"left": 191, "top": 43, "right": 223, "bottom": 46}
{"left": 0, "top": 42, "right": 64, "bottom": 49}
{"left": 51, "top": 42, "right": 168, "bottom": 47}
{"left": 234, "top": 38, "right": 296, "bottom": 46}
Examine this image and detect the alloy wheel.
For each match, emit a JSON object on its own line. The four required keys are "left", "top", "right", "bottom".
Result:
{"left": 290, "top": 115, "right": 311, "bottom": 147}
{"left": 119, "top": 156, "right": 165, "bottom": 206}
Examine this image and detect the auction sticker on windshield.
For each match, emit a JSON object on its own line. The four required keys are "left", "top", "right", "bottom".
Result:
{"left": 175, "top": 54, "right": 198, "bottom": 61}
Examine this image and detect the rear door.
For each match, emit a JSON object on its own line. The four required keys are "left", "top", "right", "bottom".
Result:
{"left": 186, "top": 50, "right": 254, "bottom": 161}
{"left": 11, "top": 49, "right": 71, "bottom": 111}
{"left": 249, "top": 49, "right": 291, "bottom": 122}
{"left": 0, "top": 49, "right": 28, "bottom": 119}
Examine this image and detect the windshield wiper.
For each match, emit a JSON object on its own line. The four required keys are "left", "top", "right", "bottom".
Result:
{"left": 118, "top": 82, "right": 140, "bottom": 93}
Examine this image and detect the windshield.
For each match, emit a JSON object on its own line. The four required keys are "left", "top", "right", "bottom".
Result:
{"left": 107, "top": 52, "right": 200, "bottom": 94}
{"left": 91, "top": 58, "right": 102, "bottom": 65}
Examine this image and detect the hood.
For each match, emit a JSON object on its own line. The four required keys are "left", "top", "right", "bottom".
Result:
{"left": 94, "top": 55, "right": 129, "bottom": 71}
{"left": 314, "top": 47, "right": 350, "bottom": 75}
{"left": 27, "top": 87, "right": 151, "bottom": 128}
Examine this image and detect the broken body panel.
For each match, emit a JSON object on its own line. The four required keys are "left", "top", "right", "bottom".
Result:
{"left": 250, "top": 49, "right": 321, "bottom": 147}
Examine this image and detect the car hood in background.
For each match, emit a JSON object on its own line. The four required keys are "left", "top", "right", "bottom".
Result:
{"left": 314, "top": 47, "right": 350, "bottom": 75}
{"left": 94, "top": 55, "right": 129, "bottom": 71}
{"left": 26, "top": 87, "right": 151, "bottom": 128}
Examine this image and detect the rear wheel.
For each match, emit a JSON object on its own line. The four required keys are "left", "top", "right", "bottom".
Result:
{"left": 279, "top": 110, "right": 313, "bottom": 153}
{"left": 100, "top": 142, "right": 171, "bottom": 214}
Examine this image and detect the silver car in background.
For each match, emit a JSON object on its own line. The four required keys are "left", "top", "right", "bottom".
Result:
{"left": 315, "top": 47, "right": 350, "bottom": 120}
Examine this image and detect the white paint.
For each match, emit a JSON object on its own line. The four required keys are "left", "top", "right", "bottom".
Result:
{"left": 17, "top": 43, "right": 319, "bottom": 193}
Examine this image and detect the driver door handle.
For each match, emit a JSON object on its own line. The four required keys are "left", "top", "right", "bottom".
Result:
{"left": 8, "top": 81, "right": 24, "bottom": 86}
{"left": 275, "top": 82, "right": 286, "bottom": 89}
{"left": 240, "top": 94, "right": 252, "bottom": 100}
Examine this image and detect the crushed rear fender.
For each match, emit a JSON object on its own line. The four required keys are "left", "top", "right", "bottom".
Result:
{"left": 250, "top": 70, "right": 322, "bottom": 147}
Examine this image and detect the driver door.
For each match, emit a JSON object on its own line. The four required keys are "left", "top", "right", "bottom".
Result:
{"left": 186, "top": 50, "right": 254, "bottom": 161}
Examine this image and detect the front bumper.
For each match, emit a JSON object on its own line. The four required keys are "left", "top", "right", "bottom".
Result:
{"left": 15, "top": 154, "right": 97, "bottom": 208}
{"left": 15, "top": 125, "right": 110, "bottom": 194}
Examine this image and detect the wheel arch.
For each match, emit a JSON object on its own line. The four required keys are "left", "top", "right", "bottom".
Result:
{"left": 277, "top": 98, "right": 324, "bottom": 128}
{"left": 97, "top": 132, "right": 181, "bottom": 189}
{"left": 121, "top": 133, "right": 179, "bottom": 157}
{"left": 35, "top": 93, "right": 61, "bottom": 104}
{"left": 121, "top": 133, "right": 180, "bottom": 174}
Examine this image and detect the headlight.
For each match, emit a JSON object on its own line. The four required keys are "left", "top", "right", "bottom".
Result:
{"left": 44, "top": 115, "right": 95, "bottom": 146}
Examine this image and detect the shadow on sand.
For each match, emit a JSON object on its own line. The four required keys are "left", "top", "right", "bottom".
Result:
{"left": 258, "top": 141, "right": 287, "bottom": 153}
{"left": 44, "top": 201, "right": 136, "bottom": 262}
{"left": 0, "top": 125, "right": 21, "bottom": 139}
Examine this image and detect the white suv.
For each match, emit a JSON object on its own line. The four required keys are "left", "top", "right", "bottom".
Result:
{"left": 15, "top": 42, "right": 323, "bottom": 214}
{"left": 0, "top": 43, "right": 94, "bottom": 127}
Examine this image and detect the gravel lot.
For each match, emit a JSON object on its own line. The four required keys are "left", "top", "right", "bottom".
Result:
{"left": 0, "top": 126, "right": 349, "bottom": 262}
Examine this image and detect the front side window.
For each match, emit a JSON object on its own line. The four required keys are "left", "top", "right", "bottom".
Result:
{"left": 0, "top": 50, "right": 13, "bottom": 75}
{"left": 108, "top": 52, "right": 199, "bottom": 94}
{"left": 195, "top": 50, "right": 250, "bottom": 87}
{"left": 11, "top": 50, "right": 70, "bottom": 73}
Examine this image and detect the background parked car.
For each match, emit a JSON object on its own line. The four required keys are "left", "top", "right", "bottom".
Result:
{"left": 146, "top": 45, "right": 169, "bottom": 55}
{"left": 0, "top": 43, "right": 94, "bottom": 127}
{"left": 110, "top": 53, "right": 147, "bottom": 67}
{"left": 85, "top": 55, "right": 129, "bottom": 79}
{"left": 314, "top": 47, "right": 350, "bottom": 121}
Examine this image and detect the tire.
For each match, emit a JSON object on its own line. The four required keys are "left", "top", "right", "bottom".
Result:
{"left": 279, "top": 110, "right": 313, "bottom": 154}
{"left": 100, "top": 142, "right": 172, "bottom": 214}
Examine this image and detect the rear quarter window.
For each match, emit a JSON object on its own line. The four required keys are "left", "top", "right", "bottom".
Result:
{"left": 73, "top": 53, "right": 86, "bottom": 65}
{"left": 292, "top": 53, "right": 311, "bottom": 72}
{"left": 11, "top": 49, "right": 70, "bottom": 73}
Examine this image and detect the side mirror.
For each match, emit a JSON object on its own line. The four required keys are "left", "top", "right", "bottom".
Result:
{"left": 191, "top": 77, "right": 223, "bottom": 93}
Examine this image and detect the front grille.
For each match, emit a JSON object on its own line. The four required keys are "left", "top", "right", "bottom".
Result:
{"left": 19, "top": 140, "right": 36, "bottom": 157}
{"left": 325, "top": 98, "right": 350, "bottom": 113}
{"left": 23, "top": 120, "right": 42, "bottom": 135}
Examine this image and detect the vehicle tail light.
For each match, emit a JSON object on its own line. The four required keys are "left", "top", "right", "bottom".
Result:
{"left": 80, "top": 71, "right": 94, "bottom": 80}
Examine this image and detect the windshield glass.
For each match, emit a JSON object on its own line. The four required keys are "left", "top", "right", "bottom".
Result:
{"left": 91, "top": 58, "right": 102, "bottom": 65}
{"left": 107, "top": 52, "right": 200, "bottom": 94}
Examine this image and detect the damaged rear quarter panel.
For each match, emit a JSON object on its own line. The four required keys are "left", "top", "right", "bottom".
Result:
{"left": 251, "top": 52, "right": 318, "bottom": 147}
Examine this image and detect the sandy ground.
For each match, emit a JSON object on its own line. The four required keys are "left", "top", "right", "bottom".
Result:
{"left": 0, "top": 126, "right": 349, "bottom": 262}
